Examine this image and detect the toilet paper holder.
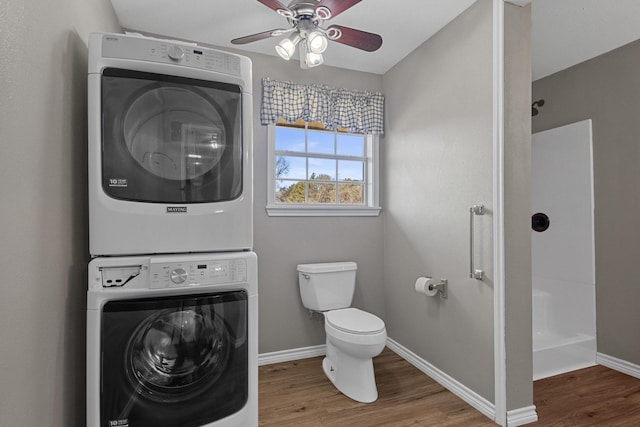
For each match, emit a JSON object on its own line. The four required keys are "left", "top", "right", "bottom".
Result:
{"left": 428, "top": 278, "right": 448, "bottom": 299}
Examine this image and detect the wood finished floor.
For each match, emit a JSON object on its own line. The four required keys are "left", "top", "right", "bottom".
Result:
{"left": 259, "top": 348, "right": 640, "bottom": 426}
{"left": 533, "top": 364, "right": 640, "bottom": 426}
{"left": 259, "top": 348, "right": 497, "bottom": 426}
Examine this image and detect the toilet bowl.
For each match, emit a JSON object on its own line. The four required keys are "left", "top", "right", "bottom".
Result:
{"left": 297, "top": 262, "right": 387, "bottom": 403}
{"left": 323, "top": 308, "right": 387, "bottom": 403}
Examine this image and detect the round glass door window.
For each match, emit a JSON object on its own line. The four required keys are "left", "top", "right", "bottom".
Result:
{"left": 100, "top": 68, "right": 243, "bottom": 203}
{"left": 123, "top": 87, "right": 226, "bottom": 181}
{"left": 126, "top": 306, "right": 230, "bottom": 403}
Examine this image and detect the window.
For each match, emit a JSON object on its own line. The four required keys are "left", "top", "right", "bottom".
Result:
{"left": 267, "top": 120, "right": 380, "bottom": 217}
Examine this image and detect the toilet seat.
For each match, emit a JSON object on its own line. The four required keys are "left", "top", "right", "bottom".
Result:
{"left": 325, "top": 308, "right": 385, "bottom": 335}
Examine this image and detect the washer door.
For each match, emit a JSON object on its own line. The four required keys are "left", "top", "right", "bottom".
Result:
{"left": 126, "top": 305, "right": 231, "bottom": 402}
{"left": 101, "top": 68, "right": 243, "bottom": 203}
{"left": 101, "top": 291, "right": 248, "bottom": 427}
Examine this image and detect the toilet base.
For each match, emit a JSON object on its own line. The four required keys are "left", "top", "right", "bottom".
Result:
{"left": 322, "top": 340, "right": 380, "bottom": 403}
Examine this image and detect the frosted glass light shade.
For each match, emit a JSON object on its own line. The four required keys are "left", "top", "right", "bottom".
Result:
{"left": 307, "top": 31, "right": 328, "bottom": 54}
{"left": 276, "top": 38, "right": 296, "bottom": 60}
{"left": 305, "top": 52, "right": 324, "bottom": 67}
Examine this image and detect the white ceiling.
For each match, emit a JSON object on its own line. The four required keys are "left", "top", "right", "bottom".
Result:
{"left": 110, "top": 0, "right": 640, "bottom": 79}
{"left": 532, "top": 0, "right": 640, "bottom": 80}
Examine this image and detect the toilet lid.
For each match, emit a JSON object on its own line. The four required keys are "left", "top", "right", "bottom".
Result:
{"left": 326, "top": 308, "right": 385, "bottom": 335}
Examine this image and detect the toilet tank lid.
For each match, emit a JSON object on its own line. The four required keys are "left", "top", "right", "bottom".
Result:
{"left": 297, "top": 261, "right": 357, "bottom": 273}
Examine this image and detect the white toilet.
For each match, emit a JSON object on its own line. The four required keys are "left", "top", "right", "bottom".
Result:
{"left": 297, "top": 261, "right": 387, "bottom": 403}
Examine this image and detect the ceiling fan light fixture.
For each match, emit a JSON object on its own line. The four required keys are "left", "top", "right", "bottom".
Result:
{"left": 298, "top": 41, "right": 321, "bottom": 69}
{"left": 275, "top": 42, "right": 293, "bottom": 60}
{"left": 307, "top": 31, "right": 328, "bottom": 54}
{"left": 275, "top": 34, "right": 300, "bottom": 60}
{"left": 305, "top": 51, "right": 324, "bottom": 68}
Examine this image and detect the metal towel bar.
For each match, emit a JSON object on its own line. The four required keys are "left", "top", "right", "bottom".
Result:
{"left": 469, "top": 205, "right": 485, "bottom": 281}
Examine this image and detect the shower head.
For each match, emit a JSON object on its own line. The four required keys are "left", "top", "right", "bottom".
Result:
{"left": 532, "top": 99, "right": 545, "bottom": 117}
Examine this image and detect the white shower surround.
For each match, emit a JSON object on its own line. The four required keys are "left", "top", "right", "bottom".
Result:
{"left": 531, "top": 120, "right": 596, "bottom": 380}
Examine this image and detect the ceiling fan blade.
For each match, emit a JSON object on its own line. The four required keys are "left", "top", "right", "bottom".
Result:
{"left": 256, "top": 0, "right": 292, "bottom": 16}
{"left": 326, "top": 25, "right": 383, "bottom": 52}
{"left": 314, "top": 0, "right": 363, "bottom": 20}
{"left": 231, "top": 30, "right": 282, "bottom": 45}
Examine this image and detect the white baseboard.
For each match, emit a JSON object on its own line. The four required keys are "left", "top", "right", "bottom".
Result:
{"left": 597, "top": 352, "right": 640, "bottom": 379}
{"left": 507, "top": 405, "right": 538, "bottom": 427}
{"left": 386, "top": 338, "right": 496, "bottom": 421}
{"left": 258, "top": 344, "right": 325, "bottom": 366}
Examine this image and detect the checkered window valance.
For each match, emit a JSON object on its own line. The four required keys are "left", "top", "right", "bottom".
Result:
{"left": 260, "top": 78, "right": 384, "bottom": 135}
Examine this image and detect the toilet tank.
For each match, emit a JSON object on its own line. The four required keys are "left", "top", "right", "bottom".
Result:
{"left": 297, "top": 262, "right": 357, "bottom": 311}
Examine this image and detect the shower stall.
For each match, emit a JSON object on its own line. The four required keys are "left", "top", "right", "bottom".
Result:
{"left": 531, "top": 119, "right": 596, "bottom": 380}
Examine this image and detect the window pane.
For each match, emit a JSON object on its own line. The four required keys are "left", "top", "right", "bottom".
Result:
{"left": 275, "top": 180, "right": 306, "bottom": 203}
{"left": 276, "top": 156, "right": 306, "bottom": 179}
{"left": 308, "top": 158, "right": 336, "bottom": 180}
{"left": 308, "top": 182, "right": 336, "bottom": 204}
{"left": 307, "top": 129, "right": 335, "bottom": 154}
{"left": 275, "top": 126, "right": 305, "bottom": 152}
{"left": 271, "top": 123, "right": 376, "bottom": 211}
{"left": 338, "top": 160, "right": 364, "bottom": 182}
{"left": 338, "top": 183, "right": 364, "bottom": 205}
{"left": 337, "top": 134, "right": 364, "bottom": 156}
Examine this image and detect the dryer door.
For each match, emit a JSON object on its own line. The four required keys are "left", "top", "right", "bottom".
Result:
{"left": 101, "top": 68, "right": 243, "bottom": 203}
{"left": 100, "top": 290, "right": 248, "bottom": 427}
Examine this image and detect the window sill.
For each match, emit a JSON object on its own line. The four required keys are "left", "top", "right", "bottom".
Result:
{"left": 266, "top": 204, "right": 381, "bottom": 217}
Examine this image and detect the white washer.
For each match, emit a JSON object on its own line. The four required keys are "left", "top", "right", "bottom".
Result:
{"left": 88, "top": 33, "right": 253, "bottom": 256}
{"left": 87, "top": 251, "right": 258, "bottom": 427}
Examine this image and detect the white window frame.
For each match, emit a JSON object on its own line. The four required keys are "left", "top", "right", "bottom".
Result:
{"left": 266, "top": 123, "right": 381, "bottom": 217}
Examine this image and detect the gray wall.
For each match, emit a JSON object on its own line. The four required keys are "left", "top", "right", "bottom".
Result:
{"left": 504, "top": 3, "right": 533, "bottom": 411}
{"left": 381, "top": 0, "right": 495, "bottom": 402}
{"left": 532, "top": 38, "right": 640, "bottom": 365}
{"left": 236, "top": 52, "right": 386, "bottom": 354}
{"left": 0, "top": 0, "right": 120, "bottom": 425}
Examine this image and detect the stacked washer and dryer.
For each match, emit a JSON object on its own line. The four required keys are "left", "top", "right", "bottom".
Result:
{"left": 86, "top": 33, "right": 257, "bottom": 427}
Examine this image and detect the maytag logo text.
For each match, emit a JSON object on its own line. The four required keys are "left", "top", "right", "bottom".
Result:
{"left": 166, "top": 206, "right": 188, "bottom": 213}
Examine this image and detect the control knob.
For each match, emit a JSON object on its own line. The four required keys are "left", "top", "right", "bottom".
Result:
{"left": 167, "top": 45, "right": 185, "bottom": 62}
{"left": 170, "top": 268, "right": 188, "bottom": 284}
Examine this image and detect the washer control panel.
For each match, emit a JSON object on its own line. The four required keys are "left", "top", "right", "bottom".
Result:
{"left": 149, "top": 258, "right": 247, "bottom": 289}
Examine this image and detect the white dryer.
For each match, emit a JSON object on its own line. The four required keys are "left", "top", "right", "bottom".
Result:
{"left": 87, "top": 252, "right": 258, "bottom": 427}
{"left": 88, "top": 33, "right": 253, "bottom": 256}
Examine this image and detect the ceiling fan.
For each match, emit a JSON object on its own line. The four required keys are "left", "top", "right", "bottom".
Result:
{"left": 231, "top": 0, "right": 383, "bottom": 68}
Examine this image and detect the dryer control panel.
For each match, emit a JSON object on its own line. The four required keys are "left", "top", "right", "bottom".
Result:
{"left": 100, "top": 34, "right": 242, "bottom": 76}
{"left": 149, "top": 258, "right": 247, "bottom": 289}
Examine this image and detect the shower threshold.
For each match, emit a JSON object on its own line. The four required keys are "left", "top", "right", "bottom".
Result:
{"left": 533, "top": 330, "right": 596, "bottom": 380}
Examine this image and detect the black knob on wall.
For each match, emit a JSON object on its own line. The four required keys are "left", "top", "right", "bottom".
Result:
{"left": 532, "top": 212, "right": 550, "bottom": 232}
